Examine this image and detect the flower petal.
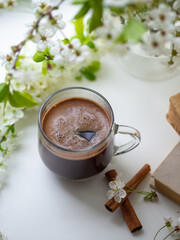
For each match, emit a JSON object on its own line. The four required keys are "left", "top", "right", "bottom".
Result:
{"left": 116, "top": 180, "right": 125, "bottom": 189}
{"left": 118, "top": 189, "right": 127, "bottom": 199}
{"left": 107, "top": 190, "right": 115, "bottom": 199}
{"left": 109, "top": 181, "right": 116, "bottom": 190}
{"left": 164, "top": 216, "right": 173, "bottom": 225}
{"left": 114, "top": 195, "right": 121, "bottom": 203}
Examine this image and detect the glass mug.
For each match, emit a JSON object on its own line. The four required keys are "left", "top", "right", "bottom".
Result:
{"left": 38, "top": 87, "right": 141, "bottom": 180}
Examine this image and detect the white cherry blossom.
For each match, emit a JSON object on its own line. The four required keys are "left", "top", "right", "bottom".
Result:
{"left": 32, "top": 0, "right": 49, "bottom": 6}
{"left": 50, "top": 42, "right": 67, "bottom": 65}
{"left": 163, "top": 216, "right": 180, "bottom": 237}
{"left": 61, "top": 47, "right": 71, "bottom": 58}
{"left": 50, "top": 40, "right": 66, "bottom": 54}
{"left": 0, "top": 0, "right": 16, "bottom": 8}
{"left": 147, "top": 4, "right": 176, "bottom": 31}
{"left": 26, "top": 81, "right": 41, "bottom": 96}
{"left": 0, "top": 157, "right": 7, "bottom": 172}
{"left": 35, "top": 10, "right": 65, "bottom": 37}
{"left": 49, "top": 46, "right": 59, "bottom": 56}
{"left": 164, "top": 216, "right": 173, "bottom": 225}
{"left": 53, "top": 54, "right": 64, "bottom": 65}
{"left": 171, "top": 217, "right": 180, "bottom": 237}
{"left": 173, "top": 37, "right": 180, "bottom": 49}
{"left": 71, "top": 38, "right": 81, "bottom": 49}
{"left": 33, "top": 30, "right": 54, "bottom": 51}
{"left": 107, "top": 178, "right": 127, "bottom": 203}
{"left": 68, "top": 39, "right": 90, "bottom": 64}
{"left": 1, "top": 138, "right": 15, "bottom": 153}
{"left": 5, "top": 105, "right": 24, "bottom": 122}
{"left": 96, "top": 11, "right": 122, "bottom": 40}
{"left": 173, "top": 0, "right": 180, "bottom": 10}
{"left": 50, "top": 9, "right": 66, "bottom": 30}
{"left": 0, "top": 104, "right": 23, "bottom": 131}
{"left": 0, "top": 126, "right": 7, "bottom": 138}
{"left": 144, "top": 33, "right": 171, "bottom": 56}
{"left": 38, "top": 17, "right": 57, "bottom": 37}
{"left": 0, "top": 53, "right": 15, "bottom": 70}
{"left": 11, "top": 69, "right": 37, "bottom": 83}
{"left": 0, "top": 116, "right": 15, "bottom": 128}
{"left": 0, "top": 0, "right": 8, "bottom": 8}
{"left": 50, "top": 39, "right": 90, "bottom": 65}
{"left": 32, "top": 0, "right": 51, "bottom": 14}
{"left": 10, "top": 79, "right": 26, "bottom": 91}
{"left": 51, "top": 9, "right": 63, "bottom": 20}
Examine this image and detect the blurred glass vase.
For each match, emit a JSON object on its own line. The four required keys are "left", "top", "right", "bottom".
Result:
{"left": 118, "top": 45, "right": 180, "bottom": 82}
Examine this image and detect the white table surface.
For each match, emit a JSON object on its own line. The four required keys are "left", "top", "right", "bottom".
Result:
{"left": 0, "top": 2, "right": 180, "bottom": 240}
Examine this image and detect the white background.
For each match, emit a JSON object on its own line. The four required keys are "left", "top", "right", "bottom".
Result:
{"left": 0, "top": 1, "right": 180, "bottom": 240}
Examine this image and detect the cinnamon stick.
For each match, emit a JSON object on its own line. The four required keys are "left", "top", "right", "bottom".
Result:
{"left": 105, "top": 164, "right": 151, "bottom": 212}
{"left": 120, "top": 200, "right": 142, "bottom": 232}
{"left": 105, "top": 168, "right": 143, "bottom": 232}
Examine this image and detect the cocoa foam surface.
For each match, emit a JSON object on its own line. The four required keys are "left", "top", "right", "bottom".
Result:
{"left": 42, "top": 98, "right": 111, "bottom": 150}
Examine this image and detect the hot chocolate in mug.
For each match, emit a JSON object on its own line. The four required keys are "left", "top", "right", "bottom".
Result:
{"left": 38, "top": 87, "right": 141, "bottom": 180}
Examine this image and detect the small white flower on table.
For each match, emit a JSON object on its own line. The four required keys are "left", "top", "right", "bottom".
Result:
{"left": 0, "top": 231, "right": 8, "bottom": 240}
{"left": 107, "top": 174, "right": 127, "bottom": 203}
{"left": 171, "top": 217, "right": 180, "bottom": 237}
{"left": 164, "top": 216, "right": 180, "bottom": 237}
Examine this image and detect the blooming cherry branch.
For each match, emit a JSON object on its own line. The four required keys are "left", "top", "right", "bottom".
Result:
{"left": 107, "top": 173, "right": 157, "bottom": 203}
{"left": 0, "top": 0, "right": 103, "bottom": 186}
{"left": 0, "top": 0, "right": 67, "bottom": 187}
{"left": 0, "top": 0, "right": 16, "bottom": 8}
{"left": 154, "top": 217, "right": 180, "bottom": 240}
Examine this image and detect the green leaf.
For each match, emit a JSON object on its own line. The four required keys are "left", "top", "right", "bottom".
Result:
{"left": 42, "top": 61, "right": 48, "bottom": 76}
{"left": 115, "top": 19, "right": 147, "bottom": 43}
{"left": 110, "top": 7, "right": 125, "bottom": 15}
{"left": 62, "top": 38, "right": 70, "bottom": 44}
{"left": 0, "top": 83, "right": 9, "bottom": 102}
{"left": 74, "top": 2, "right": 90, "bottom": 19}
{"left": 136, "top": 4, "right": 149, "bottom": 14}
{"left": 81, "top": 70, "right": 96, "bottom": 81}
{"left": 15, "top": 55, "right": 24, "bottom": 68}
{"left": 89, "top": 0, "right": 103, "bottom": 33}
{"left": 87, "top": 41, "right": 95, "bottom": 49}
{"left": 8, "top": 90, "right": 38, "bottom": 108}
{"left": 80, "top": 61, "right": 100, "bottom": 81}
{"left": 43, "top": 47, "right": 50, "bottom": 56}
{"left": 75, "top": 75, "right": 82, "bottom": 81}
{"left": 16, "top": 58, "right": 21, "bottom": 68}
{"left": 5, "top": 124, "right": 15, "bottom": 135}
{"left": 33, "top": 51, "right": 45, "bottom": 62}
{"left": 43, "top": 47, "right": 54, "bottom": 60}
{"left": 10, "top": 125, "right": 15, "bottom": 134}
{"left": 72, "top": 0, "right": 89, "bottom": 4}
{"left": 72, "top": 17, "right": 84, "bottom": 42}
{"left": 87, "top": 61, "right": 100, "bottom": 72}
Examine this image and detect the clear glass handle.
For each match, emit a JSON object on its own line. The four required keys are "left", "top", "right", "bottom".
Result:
{"left": 113, "top": 124, "right": 141, "bottom": 155}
